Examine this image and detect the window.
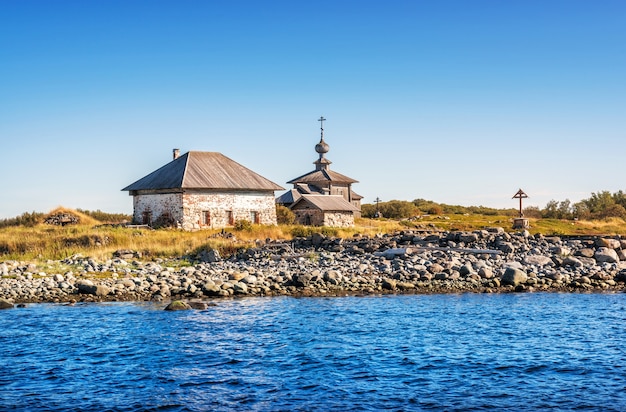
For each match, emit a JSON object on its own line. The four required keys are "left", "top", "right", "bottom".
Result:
{"left": 141, "top": 210, "right": 152, "bottom": 225}
{"left": 250, "top": 211, "right": 259, "bottom": 224}
{"left": 202, "top": 211, "right": 211, "bottom": 226}
{"left": 226, "top": 210, "right": 234, "bottom": 226}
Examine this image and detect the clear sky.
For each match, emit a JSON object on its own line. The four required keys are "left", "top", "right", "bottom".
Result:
{"left": 1, "top": 0, "right": 625, "bottom": 218}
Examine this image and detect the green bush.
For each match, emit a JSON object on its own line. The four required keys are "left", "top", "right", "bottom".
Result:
{"left": 234, "top": 219, "right": 253, "bottom": 231}
{"left": 276, "top": 205, "right": 295, "bottom": 224}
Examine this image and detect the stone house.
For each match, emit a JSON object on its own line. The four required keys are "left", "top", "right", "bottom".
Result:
{"left": 290, "top": 195, "right": 359, "bottom": 227}
{"left": 276, "top": 117, "right": 362, "bottom": 225}
{"left": 122, "top": 150, "right": 283, "bottom": 230}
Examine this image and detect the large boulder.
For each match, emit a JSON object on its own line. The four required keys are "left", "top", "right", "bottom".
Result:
{"left": 164, "top": 300, "right": 191, "bottom": 311}
{"left": 197, "top": 248, "right": 221, "bottom": 263}
{"left": 0, "top": 298, "right": 14, "bottom": 309}
{"left": 524, "top": 255, "right": 553, "bottom": 266}
{"left": 562, "top": 256, "right": 584, "bottom": 268}
{"left": 77, "top": 280, "right": 110, "bottom": 296}
{"left": 501, "top": 267, "right": 528, "bottom": 287}
{"left": 596, "top": 238, "right": 621, "bottom": 249}
{"left": 595, "top": 247, "right": 619, "bottom": 264}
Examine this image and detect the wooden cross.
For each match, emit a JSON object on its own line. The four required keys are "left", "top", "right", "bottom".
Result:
{"left": 512, "top": 189, "right": 528, "bottom": 217}
{"left": 318, "top": 116, "right": 326, "bottom": 139}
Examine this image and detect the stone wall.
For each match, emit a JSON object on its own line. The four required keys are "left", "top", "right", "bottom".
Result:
{"left": 181, "top": 190, "right": 277, "bottom": 230}
{"left": 292, "top": 209, "right": 354, "bottom": 227}
{"left": 131, "top": 190, "right": 278, "bottom": 230}
{"left": 133, "top": 193, "right": 183, "bottom": 226}
{"left": 323, "top": 211, "right": 355, "bottom": 227}
{"left": 293, "top": 209, "right": 325, "bottom": 226}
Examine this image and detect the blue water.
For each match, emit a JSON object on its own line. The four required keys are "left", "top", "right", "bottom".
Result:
{"left": 1, "top": 293, "right": 625, "bottom": 411}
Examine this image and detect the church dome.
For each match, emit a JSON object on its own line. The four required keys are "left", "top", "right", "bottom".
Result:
{"left": 315, "top": 138, "right": 329, "bottom": 154}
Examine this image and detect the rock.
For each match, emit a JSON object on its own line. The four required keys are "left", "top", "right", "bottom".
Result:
{"left": 596, "top": 238, "right": 621, "bottom": 249}
{"left": 501, "top": 267, "right": 528, "bottom": 287}
{"left": 198, "top": 249, "right": 221, "bottom": 263}
{"left": 524, "top": 255, "right": 553, "bottom": 266}
{"left": 549, "top": 246, "right": 571, "bottom": 256}
{"left": 76, "top": 280, "right": 110, "bottom": 296}
{"left": 459, "top": 265, "right": 473, "bottom": 276}
{"left": 229, "top": 272, "right": 246, "bottom": 281}
{"left": 0, "top": 298, "right": 14, "bottom": 309}
{"left": 233, "top": 282, "right": 248, "bottom": 294}
{"left": 562, "top": 256, "right": 584, "bottom": 268}
{"left": 113, "top": 249, "right": 138, "bottom": 260}
{"left": 293, "top": 273, "right": 312, "bottom": 287}
{"left": 478, "top": 267, "right": 494, "bottom": 279}
{"left": 497, "top": 242, "right": 515, "bottom": 254}
{"left": 427, "top": 263, "right": 444, "bottom": 274}
{"left": 595, "top": 247, "right": 619, "bottom": 264}
{"left": 202, "top": 283, "right": 222, "bottom": 296}
{"left": 459, "top": 233, "right": 479, "bottom": 243}
{"left": 576, "top": 248, "right": 595, "bottom": 258}
{"left": 164, "top": 300, "right": 191, "bottom": 311}
{"left": 397, "top": 282, "right": 415, "bottom": 290}
{"left": 381, "top": 279, "right": 396, "bottom": 290}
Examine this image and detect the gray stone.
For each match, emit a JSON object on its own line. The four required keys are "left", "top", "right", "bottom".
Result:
{"left": 0, "top": 298, "right": 14, "bottom": 309}
{"left": 233, "top": 282, "right": 248, "bottom": 294}
{"left": 596, "top": 238, "right": 621, "bottom": 249}
{"left": 523, "top": 255, "right": 553, "bottom": 266}
{"left": 200, "top": 249, "right": 221, "bottom": 263}
{"left": 459, "top": 265, "right": 473, "bottom": 276}
{"left": 381, "top": 279, "right": 396, "bottom": 290}
{"left": 478, "top": 267, "right": 494, "bottom": 279}
{"left": 595, "top": 247, "right": 619, "bottom": 263}
{"left": 164, "top": 300, "right": 191, "bottom": 311}
{"left": 562, "top": 256, "right": 584, "bottom": 268}
{"left": 501, "top": 267, "right": 528, "bottom": 287}
{"left": 76, "top": 280, "right": 110, "bottom": 296}
{"left": 576, "top": 248, "right": 595, "bottom": 258}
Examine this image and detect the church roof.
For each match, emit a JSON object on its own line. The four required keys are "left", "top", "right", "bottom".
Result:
{"left": 276, "top": 189, "right": 302, "bottom": 205}
{"left": 291, "top": 195, "right": 359, "bottom": 212}
{"left": 287, "top": 168, "right": 358, "bottom": 185}
{"left": 122, "top": 151, "right": 284, "bottom": 192}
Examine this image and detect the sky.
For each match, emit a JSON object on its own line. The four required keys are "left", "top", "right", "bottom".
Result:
{"left": 1, "top": 0, "right": 625, "bottom": 218}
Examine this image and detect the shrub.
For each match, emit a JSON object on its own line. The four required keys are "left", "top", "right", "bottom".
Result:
{"left": 276, "top": 205, "right": 295, "bottom": 224}
{"left": 234, "top": 220, "right": 253, "bottom": 231}
{"left": 291, "top": 226, "right": 314, "bottom": 237}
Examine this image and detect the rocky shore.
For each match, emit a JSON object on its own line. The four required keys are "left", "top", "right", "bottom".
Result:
{"left": 1, "top": 228, "right": 626, "bottom": 308}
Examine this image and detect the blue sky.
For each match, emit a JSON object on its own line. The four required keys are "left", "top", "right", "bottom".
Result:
{"left": 1, "top": 0, "right": 625, "bottom": 218}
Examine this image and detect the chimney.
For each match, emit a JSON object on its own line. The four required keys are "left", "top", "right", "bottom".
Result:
{"left": 173, "top": 148, "right": 180, "bottom": 160}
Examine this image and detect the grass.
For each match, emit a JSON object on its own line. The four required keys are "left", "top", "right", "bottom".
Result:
{"left": 1, "top": 208, "right": 625, "bottom": 264}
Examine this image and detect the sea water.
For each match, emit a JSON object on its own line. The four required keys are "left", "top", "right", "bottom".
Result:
{"left": 1, "top": 293, "right": 625, "bottom": 411}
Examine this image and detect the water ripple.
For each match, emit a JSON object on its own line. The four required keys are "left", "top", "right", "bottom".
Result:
{"left": 1, "top": 294, "right": 625, "bottom": 411}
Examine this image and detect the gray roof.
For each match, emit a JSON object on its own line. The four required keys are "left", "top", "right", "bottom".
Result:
{"left": 291, "top": 195, "right": 359, "bottom": 212}
{"left": 123, "top": 151, "right": 284, "bottom": 192}
{"left": 287, "top": 168, "right": 358, "bottom": 185}
{"left": 276, "top": 189, "right": 302, "bottom": 205}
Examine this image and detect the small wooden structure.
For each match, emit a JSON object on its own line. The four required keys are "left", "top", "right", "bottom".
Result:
{"left": 512, "top": 189, "right": 530, "bottom": 229}
{"left": 276, "top": 117, "right": 362, "bottom": 225}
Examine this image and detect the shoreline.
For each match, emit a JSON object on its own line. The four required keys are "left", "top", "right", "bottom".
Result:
{"left": 2, "top": 228, "right": 626, "bottom": 307}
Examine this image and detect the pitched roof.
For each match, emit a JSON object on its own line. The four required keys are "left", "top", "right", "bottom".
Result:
{"left": 287, "top": 168, "right": 358, "bottom": 185}
{"left": 122, "top": 151, "right": 284, "bottom": 192}
{"left": 276, "top": 189, "right": 302, "bottom": 205}
{"left": 291, "top": 195, "right": 359, "bottom": 212}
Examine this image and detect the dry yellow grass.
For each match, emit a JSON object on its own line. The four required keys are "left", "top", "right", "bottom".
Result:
{"left": 2, "top": 208, "right": 626, "bottom": 263}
